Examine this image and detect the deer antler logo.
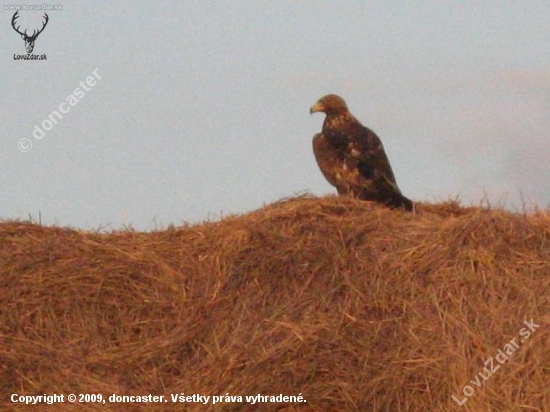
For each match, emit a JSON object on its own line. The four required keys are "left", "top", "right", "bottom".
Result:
{"left": 11, "top": 11, "right": 49, "bottom": 54}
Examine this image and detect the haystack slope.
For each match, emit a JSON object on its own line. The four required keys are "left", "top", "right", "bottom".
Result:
{"left": 1, "top": 195, "right": 549, "bottom": 411}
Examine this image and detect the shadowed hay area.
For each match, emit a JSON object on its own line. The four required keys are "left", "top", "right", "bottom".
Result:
{"left": 1, "top": 195, "right": 550, "bottom": 411}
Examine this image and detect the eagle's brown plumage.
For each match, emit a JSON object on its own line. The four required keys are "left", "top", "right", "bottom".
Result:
{"left": 310, "top": 94, "right": 413, "bottom": 211}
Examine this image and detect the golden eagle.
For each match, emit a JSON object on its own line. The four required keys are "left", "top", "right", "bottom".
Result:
{"left": 310, "top": 94, "right": 413, "bottom": 211}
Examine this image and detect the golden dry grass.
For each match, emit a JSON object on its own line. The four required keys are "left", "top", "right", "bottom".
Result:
{"left": 1, "top": 195, "right": 549, "bottom": 411}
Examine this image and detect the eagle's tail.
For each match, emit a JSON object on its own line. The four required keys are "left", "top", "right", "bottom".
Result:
{"left": 376, "top": 175, "right": 414, "bottom": 212}
{"left": 388, "top": 194, "right": 414, "bottom": 212}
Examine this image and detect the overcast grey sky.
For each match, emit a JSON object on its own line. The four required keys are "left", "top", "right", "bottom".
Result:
{"left": 2, "top": 1, "right": 549, "bottom": 230}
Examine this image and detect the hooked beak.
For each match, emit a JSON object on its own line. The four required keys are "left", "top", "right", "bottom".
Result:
{"left": 309, "top": 101, "right": 324, "bottom": 114}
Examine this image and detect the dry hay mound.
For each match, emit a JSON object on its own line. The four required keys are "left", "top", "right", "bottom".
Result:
{"left": 1, "top": 195, "right": 549, "bottom": 411}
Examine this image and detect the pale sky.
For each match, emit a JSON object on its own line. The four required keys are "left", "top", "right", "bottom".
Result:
{"left": 2, "top": 1, "right": 549, "bottom": 230}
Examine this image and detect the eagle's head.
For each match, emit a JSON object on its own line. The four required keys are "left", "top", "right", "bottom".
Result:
{"left": 310, "top": 94, "right": 349, "bottom": 116}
